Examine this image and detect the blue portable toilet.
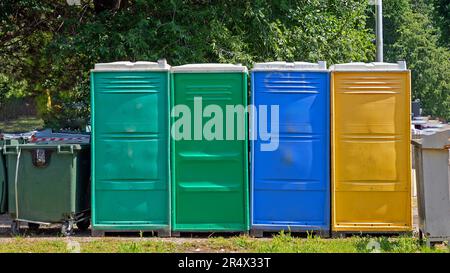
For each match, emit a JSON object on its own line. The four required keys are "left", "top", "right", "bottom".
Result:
{"left": 250, "top": 61, "right": 330, "bottom": 237}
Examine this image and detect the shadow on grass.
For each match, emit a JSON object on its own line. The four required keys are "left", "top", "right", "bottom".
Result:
{"left": 0, "top": 116, "right": 44, "bottom": 133}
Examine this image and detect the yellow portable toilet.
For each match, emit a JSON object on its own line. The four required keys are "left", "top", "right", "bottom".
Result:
{"left": 331, "top": 61, "right": 412, "bottom": 233}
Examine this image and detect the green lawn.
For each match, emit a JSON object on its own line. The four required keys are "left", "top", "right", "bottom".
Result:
{"left": 0, "top": 117, "right": 44, "bottom": 133}
{"left": 0, "top": 233, "right": 448, "bottom": 253}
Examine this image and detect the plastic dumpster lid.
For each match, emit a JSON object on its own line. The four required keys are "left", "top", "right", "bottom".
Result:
{"left": 330, "top": 61, "right": 408, "bottom": 71}
{"left": 93, "top": 59, "right": 170, "bottom": 71}
{"left": 252, "top": 61, "right": 327, "bottom": 71}
{"left": 171, "top": 63, "right": 248, "bottom": 73}
{"left": 30, "top": 129, "right": 90, "bottom": 144}
{"left": 420, "top": 129, "right": 450, "bottom": 149}
{"left": 7, "top": 143, "right": 85, "bottom": 150}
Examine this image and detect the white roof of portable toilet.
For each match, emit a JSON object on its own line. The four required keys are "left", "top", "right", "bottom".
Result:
{"left": 252, "top": 61, "right": 327, "bottom": 72}
{"left": 93, "top": 60, "right": 170, "bottom": 71}
{"left": 171, "top": 63, "right": 248, "bottom": 73}
{"left": 330, "top": 61, "right": 408, "bottom": 71}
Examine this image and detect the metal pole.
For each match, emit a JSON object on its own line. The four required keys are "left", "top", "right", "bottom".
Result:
{"left": 375, "top": 0, "right": 384, "bottom": 62}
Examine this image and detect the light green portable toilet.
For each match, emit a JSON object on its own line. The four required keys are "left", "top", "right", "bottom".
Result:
{"left": 91, "top": 60, "right": 171, "bottom": 236}
{"left": 171, "top": 64, "right": 249, "bottom": 233}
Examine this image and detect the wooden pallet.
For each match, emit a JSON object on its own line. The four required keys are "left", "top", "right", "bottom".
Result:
{"left": 91, "top": 229, "right": 171, "bottom": 238}
{"left": 331, "top": 231, "right": 413, "bottom": 238}
{"left": 171, "top": 231, "right": 249, "bottom": 238}
{"left": 250, "top": 229, "right": 330, "bottom": 238}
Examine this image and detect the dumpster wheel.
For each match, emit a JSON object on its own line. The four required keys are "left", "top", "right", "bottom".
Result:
{"left": 11, "top": 221, "right": 20, "bottom": 236}
{"left": 28, "top": 222, "right": 40, "bottom": 232}
{"left": 76, "top": 218, "right": 90, "bottom": 231}
{"left": 61, "top": 221, "right": 74, "bottom": 236}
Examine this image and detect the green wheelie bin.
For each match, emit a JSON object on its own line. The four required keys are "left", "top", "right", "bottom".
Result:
{"left": 4, "top": 143, "right": 91, "bottom": 236}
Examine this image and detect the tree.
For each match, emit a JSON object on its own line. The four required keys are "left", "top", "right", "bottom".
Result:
{"left": 383, "top": 0, "right": 450, "bottom": 121}
{"left": 1, "top": 0, "right": 376, "bottom": 129}
{"left": 433, "top": 0, "right": 450, "bottom": 46}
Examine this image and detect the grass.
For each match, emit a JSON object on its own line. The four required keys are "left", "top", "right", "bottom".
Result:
{"left": 0, "top": 116, "right": 44, "bottom": 133}
{"left": 0, "top": 233, "right": 448, "bottom": 253}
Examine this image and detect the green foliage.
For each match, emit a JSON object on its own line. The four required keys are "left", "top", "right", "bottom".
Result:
{"left": 0, "top": 74, "right": 30, "bottom": 105}
{"left": 50, "top": 0, "right": 375, "bottom": 65}
{"left": 433, "top": 0, "right": 450, "bottom": 46}
{"left": 1, "top": 0, "right": 448, "bottom": 126}
{"left": 384, "top": 0, "right": 450, "bottom": 120}
{"left": 1, "top": 0, "right": 374, "bottom": 129}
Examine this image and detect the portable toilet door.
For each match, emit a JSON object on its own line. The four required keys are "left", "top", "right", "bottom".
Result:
{"left": 90, "top": 61, "right": 171, "bottom": 235}
{"left": 331, "top": 61, "right": 412, "bottom": 233}
{"left": 251, "top": 61, "right": 330, "bottom": 236}
{"left": 171, "top": 64, "right": 249, "bottom": 232}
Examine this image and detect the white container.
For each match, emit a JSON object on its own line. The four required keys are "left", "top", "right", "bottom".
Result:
{"left": 412, "top": 129, "right": 450, "bottom": 245}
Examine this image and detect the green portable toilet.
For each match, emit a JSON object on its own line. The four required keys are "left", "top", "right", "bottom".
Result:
{"left": 91, "top": 60, "right": 171, "bottom": 236}
{"left": 171, "top": 64, "right": 249, "bottom": 233}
